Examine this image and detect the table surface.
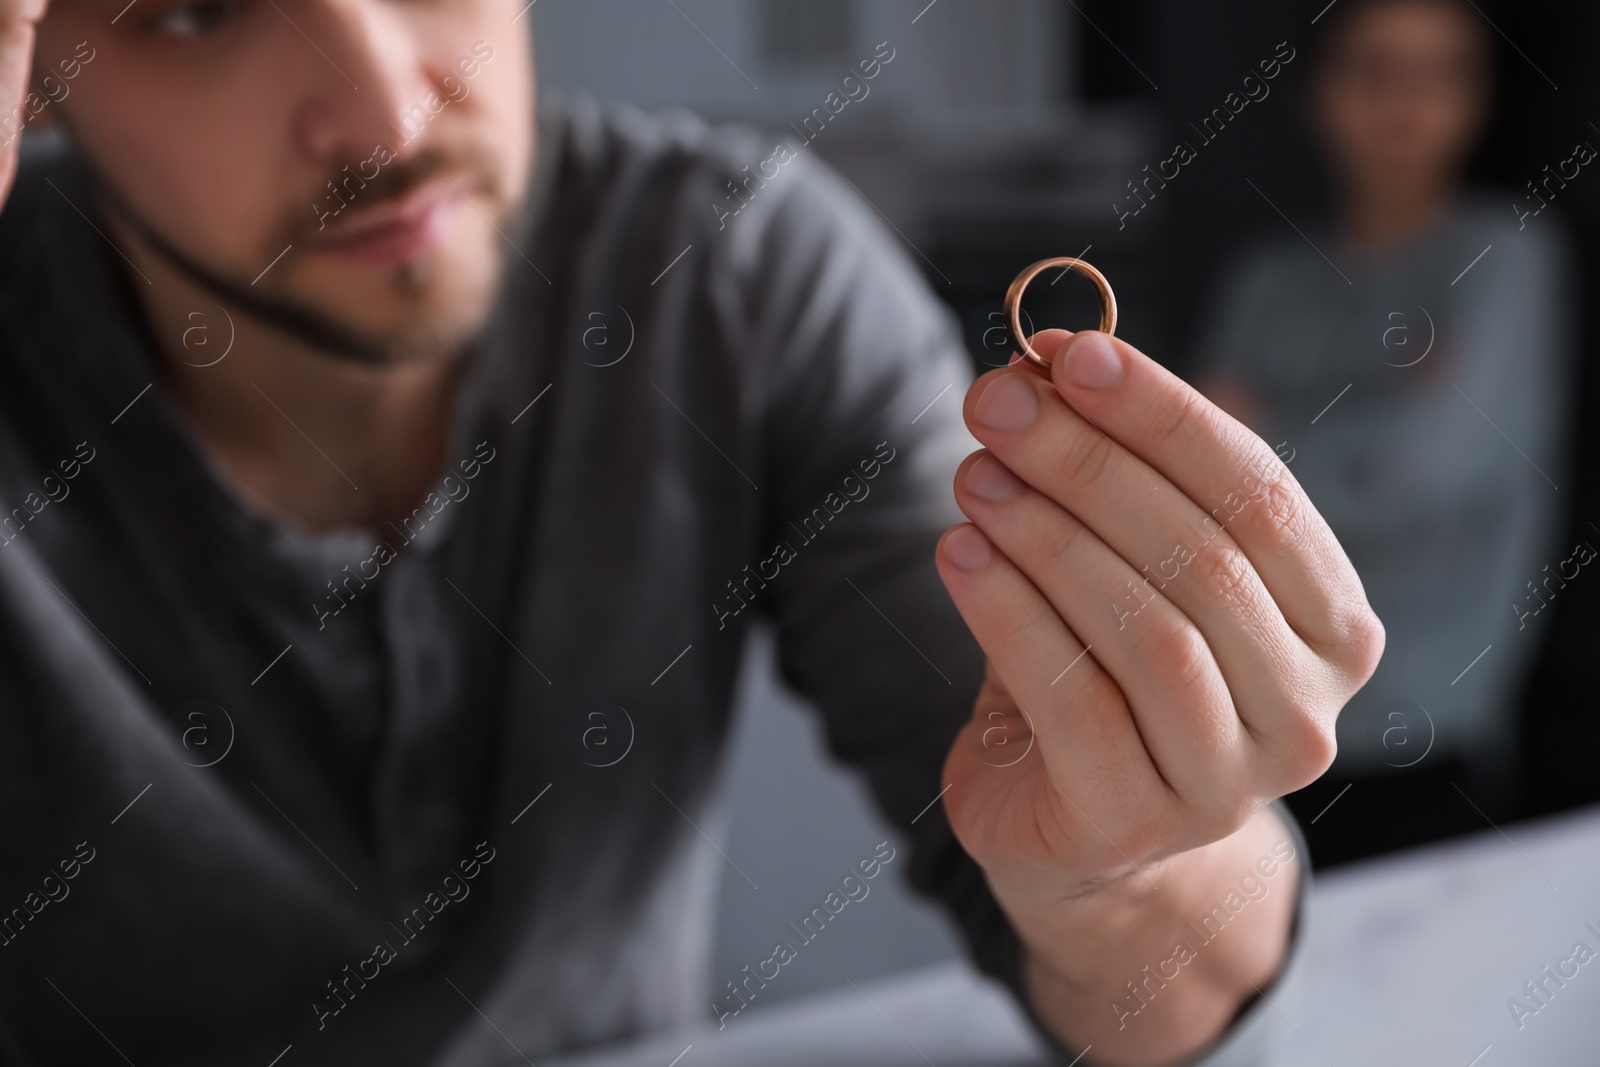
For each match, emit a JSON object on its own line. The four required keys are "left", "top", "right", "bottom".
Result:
{"left": 547, "top": 804, "right": 1600, "bottom": 1067}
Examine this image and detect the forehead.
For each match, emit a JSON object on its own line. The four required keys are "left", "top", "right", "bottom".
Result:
{"left": 1338, "top": 2, "right": 1486, "bottom": 54}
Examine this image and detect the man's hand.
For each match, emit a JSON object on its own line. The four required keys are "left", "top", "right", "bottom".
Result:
{"left": 0, "top": 0, "right": 49, "bottom": 207}
{"left": 933, "top": 329, "right": 1383, "bottom": 1064}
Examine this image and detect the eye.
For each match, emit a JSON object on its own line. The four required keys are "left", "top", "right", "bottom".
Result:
{"left": 149, "top": 0, "right": 246, "bottom": 37}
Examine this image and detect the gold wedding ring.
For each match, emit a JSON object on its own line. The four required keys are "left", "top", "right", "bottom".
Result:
{"left": 1003, "top": 258, "right": 1118, "bottom": 371}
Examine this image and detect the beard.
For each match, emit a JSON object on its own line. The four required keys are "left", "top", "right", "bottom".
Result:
{"left": 83, "top": 142, "right": 519, "bottom": 368}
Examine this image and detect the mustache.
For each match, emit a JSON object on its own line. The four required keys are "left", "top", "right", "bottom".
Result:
{"left": 292, "top": 141, "right": 504, "bottom": 245}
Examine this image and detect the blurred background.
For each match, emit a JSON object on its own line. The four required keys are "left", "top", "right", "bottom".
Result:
{"left": 531, "top": 0, "right": 1600, "bottom": 1014}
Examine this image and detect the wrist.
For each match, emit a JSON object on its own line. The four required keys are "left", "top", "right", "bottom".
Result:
{"left": 1001, "top": 804, "right": 1301, "bottom": 1001}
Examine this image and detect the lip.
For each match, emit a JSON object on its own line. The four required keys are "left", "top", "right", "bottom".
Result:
{"left": 311, "top": 183, "right": 461, "bottom": 268}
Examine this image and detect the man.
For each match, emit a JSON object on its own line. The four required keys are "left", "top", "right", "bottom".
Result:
{"left": 0, "top": 2, "right": 1381, "bottom": 1065}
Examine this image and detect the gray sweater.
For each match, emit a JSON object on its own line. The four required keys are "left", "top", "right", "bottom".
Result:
{"left": 0, "top": 97, "right": 1306, "bottom": 1065}
{"left": 1198, "top": 200, "right": 1576, "bottom": 775}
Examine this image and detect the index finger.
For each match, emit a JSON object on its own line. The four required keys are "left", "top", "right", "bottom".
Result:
{"left": 1046, "top": 329, "right": 1381, "bottom": 664}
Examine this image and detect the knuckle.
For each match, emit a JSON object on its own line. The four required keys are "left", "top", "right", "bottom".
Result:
{"left": 1276, "top": 713, "right": 1339, "bottom": 790}
{"left": 1136, "top": 620, "right": 1214, "bottom": 696}
{"left": 1030, "top": 507, "right": 1089, "bottom": 571}
{"left": 1054, "top": 427, "right": 1116, "bottom": 494}
{"left": 1248, "top": 472, "right": 1310, "bottom": 548}
{"left": 1187, "top": 543, "right": 1259, "bottom": 616}
{"left": 1148, "top": 386, "right": 1208, "bottom": 451}
{"left": 1338, "top": 605, "right": 1387, "bottom": 682}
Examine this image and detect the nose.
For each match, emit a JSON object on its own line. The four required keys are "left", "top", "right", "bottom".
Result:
{"left": 289, "top": 0, "right": 437, "bottom": 168}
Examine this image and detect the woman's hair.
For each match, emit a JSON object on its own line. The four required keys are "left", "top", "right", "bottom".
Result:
{"left": 1308, "top": 0, "right": 1495, "bottom": 77}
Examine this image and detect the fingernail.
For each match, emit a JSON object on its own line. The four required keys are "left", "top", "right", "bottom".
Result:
{"left": 965, "top": 456, "right": 1022, "bottom": 502}
{"left": 975, "top": 374, "right": 1038, "bottom": 431}
{"left": 945, "top": 526, "right": 993, "bottom": 571}
{"left": 1064, "top": 332, "right": 1125, "bottom": 391}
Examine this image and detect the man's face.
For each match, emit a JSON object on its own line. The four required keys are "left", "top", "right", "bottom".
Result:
{"left": 35, "top": 0, "right": 536, "bottom": 365}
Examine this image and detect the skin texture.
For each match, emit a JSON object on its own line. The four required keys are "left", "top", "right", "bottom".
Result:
{"left": 1, "top": 7, "right": 1385, "bottom": 1063}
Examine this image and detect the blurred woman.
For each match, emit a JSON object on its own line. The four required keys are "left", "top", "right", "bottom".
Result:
{"left": 1196, "top": 0, "right": 1576, "bottom": 867}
